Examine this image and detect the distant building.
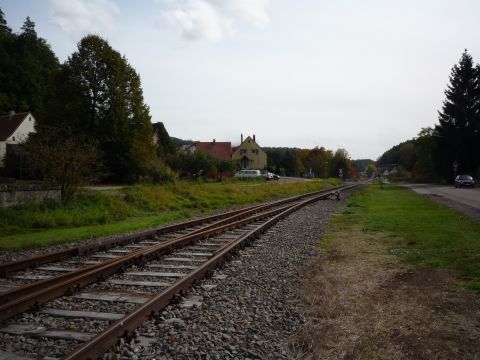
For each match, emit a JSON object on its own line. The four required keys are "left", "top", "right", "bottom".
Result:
{"left": 193, "top": 140, "right": 232, "bottom": 161}
{"left": 0, "top": 111, "right": 35, "bottom": 167}
{"left": 232, "top": 134, "right": 267, "bottom": 170}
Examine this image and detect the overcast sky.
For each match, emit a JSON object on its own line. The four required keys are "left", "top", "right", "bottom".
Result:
{"left": 2, "top": 0, "right": 480, "bottom": 159}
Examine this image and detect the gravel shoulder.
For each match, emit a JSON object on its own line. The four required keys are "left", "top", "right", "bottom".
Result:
{"left": 114, "top": 193, "right": 352, "bottom": 359}
{"left": 423, "top": 194, "right": 480, "bottom": 222}
{"left": 404, "top": 184, "right": 480, "bottom": 221}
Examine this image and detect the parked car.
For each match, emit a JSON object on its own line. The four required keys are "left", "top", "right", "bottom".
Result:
{"left": 261, "top": 171, "right": 280, "bottom": 180}
{"left": 234, "top": 169, "right": 263, "bottom": 178}
{"left": 455, "top": 175, "right": 475, "bottom": 188}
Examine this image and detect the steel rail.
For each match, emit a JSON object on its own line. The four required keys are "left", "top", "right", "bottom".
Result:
{"left": 63, "top": 185, "right": 357, "bottom": 360}
{"left": 0, "top": 186, "right": 344, "bottom": 305}
{"left": 0, "top": 204, "right": 263, "bottom": 276}
{"left": 0, "top": 185, "right": 343, "bottom": 276}
{"left": 0, "top": 198, "right": 290, "bottom": 305}
{"left": 0, "top": 199, "right": 310, "bottom": 322}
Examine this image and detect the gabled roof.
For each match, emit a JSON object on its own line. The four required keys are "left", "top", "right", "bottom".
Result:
{"left": 0, "top": 112, "right": 31, "bottom": 141}
{"left": 195, "top": 141, "right": 232, "bottom": 161}
{"left": 233, "top": 136, "right": 266, "bottom": 155}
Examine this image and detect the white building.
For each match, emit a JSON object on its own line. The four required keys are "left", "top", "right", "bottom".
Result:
{"left": 0, "top": 111, "right": 36, "bottom": 167}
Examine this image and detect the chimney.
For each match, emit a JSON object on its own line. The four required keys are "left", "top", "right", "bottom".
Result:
{"left": 253, "top": 134, "right": 256, "bottom": 142}
{"left": 213, "top": 139, "right": 216, "bottom": 143}
{"left": 241, "top": 134, "right": 243, "bottom": 143}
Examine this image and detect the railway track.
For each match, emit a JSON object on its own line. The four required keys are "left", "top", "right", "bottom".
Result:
{"left": 0, "top": 184, "right": 355, "bottom": 359}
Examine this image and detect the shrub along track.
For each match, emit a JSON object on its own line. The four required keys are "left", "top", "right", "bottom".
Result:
{"left": 0, "top": 185, "right": 355, "bottom": 359}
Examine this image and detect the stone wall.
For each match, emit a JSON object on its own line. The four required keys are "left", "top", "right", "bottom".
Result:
{"left": 0, "top": 184, "right": 61, "bottom": 208}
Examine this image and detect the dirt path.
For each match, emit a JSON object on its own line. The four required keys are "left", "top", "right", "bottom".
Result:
{"left": 294, "top": 226, "right": 480, "bottom": 360}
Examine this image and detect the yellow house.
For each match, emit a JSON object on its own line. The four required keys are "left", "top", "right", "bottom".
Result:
{"left": 232, "top": 134, "right": 267, "bottom": 170}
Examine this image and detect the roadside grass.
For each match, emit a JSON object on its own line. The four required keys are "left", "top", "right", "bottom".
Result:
{"left": 293, "top": 184, "right": 480, "bottom": 359}
{"left": 0, "top": 178, "right": 341, "bottom": 251}
{"left": 335, "top": 184, "right": 480, "bottom": 292}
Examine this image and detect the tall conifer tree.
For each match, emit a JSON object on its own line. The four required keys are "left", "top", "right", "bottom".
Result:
{"left": 0, "top": 7, "right": 11, "bottom": 34}
{"left": 0, "top": 13, "right": 58, "bottom": 113}
{"left": 435, "top": 50, "right": 480, "bottom": 179}
{"left": 0, "top": 7, "right": 14, "bottom": 111}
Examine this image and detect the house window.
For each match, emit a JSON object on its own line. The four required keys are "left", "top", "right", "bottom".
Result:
{"left": 240, "top": 149, "right": 247, "bottom": 155}
{"left": 252, "top": 149, "right": 258, "bottom": 155}
{"left": 12, "top": 136, "right": 15, "bottom": 141}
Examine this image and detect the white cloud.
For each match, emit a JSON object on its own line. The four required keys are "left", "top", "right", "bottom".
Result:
{"left": 49, "top": 0, "right": 119, "bottom": 39}
{"left": 161, "top": 0, "right": 270, "bottom": 43}
{"left": 215, "top": 0, "right": 270, "bottom": 28}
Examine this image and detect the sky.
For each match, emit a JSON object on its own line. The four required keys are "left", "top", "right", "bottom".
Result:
{"left": 2, "top": 0, "right": 480, "bottom": 159}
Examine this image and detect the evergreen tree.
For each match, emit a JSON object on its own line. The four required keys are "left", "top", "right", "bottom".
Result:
{"left": 435, "top": 50, "right": 480, "bottom": 179}
{"left": 20, "top": 16, "right": 36, "bottom": 38}
{"left": 0, "top": 7, "right": 11, "bottom": 34}
{"left": 0, "top": 13, "right": 59, "bottom": 113}
{"left": 476, "top": 64, "right": 480, "bottom": 179}
{"left": 0, "top": 7, "right": 14, "bottom": 111}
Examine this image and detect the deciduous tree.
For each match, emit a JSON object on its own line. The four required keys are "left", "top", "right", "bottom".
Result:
{"left": 40, "top": 35, "right": 162, "bottom": 182}
{"left": 26, "top": 127, "right": 100, "bottom": 204}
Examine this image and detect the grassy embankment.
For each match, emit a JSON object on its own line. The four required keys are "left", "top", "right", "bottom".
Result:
{"left": 0, "top": 178, "right": 341, "bottom": 251}
{"left": 293, "top": 184, "right": 480, "bottom": 359}
{"left": 327, "top": 184, "right": 480, "bottom": 290}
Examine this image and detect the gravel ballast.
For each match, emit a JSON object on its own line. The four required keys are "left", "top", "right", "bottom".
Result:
{"left": 114, "top": 194, "right": 351, "bottom": 360}
{"left": 0, "top": 190, "right": 353, "bottom": 359}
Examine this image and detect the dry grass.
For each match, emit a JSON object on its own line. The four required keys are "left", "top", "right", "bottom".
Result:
{"left": 292, "top": 225, "right": 480, "bottom": 360}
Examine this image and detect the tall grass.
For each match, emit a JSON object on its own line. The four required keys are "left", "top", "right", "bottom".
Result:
{"left": 0, "top": 178, "right": 341, "bottom": 250}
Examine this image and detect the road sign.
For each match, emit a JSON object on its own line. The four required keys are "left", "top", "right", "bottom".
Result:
{"left": 453, "top": 161, "right": 458, "bottom": 174}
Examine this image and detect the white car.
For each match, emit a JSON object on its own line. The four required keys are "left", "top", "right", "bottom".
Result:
{"left": 234, "top": 170, "right": 263, "bottom": 178}
{"left": 263, "top": 172, "right": 280, "bottom": 180}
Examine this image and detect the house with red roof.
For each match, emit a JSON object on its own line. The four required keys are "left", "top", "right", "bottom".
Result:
{"left": 190, "top": 139, "right": 232, "bottom": 161}
{"left": 0, "top": 111, "right": 36, "bottom": 167}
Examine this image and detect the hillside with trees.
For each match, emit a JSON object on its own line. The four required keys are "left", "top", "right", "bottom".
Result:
{"left": 378, "top": 50, "right": 480, "bottom": 182}
{"left": 0, "top": 8, "right": 174, "bottom": 201}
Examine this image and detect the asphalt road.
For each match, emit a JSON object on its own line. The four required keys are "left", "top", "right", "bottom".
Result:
{"left": 404, "top": 184, "right": 480, "bottom": 218}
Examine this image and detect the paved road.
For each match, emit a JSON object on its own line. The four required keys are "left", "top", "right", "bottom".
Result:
{"left": 404, "top": 184, "right": 480, "bottom": 216}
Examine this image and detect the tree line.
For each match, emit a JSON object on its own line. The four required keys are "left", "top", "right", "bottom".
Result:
{"left": 378, "top": 50, "right": 480, "bottom": 182}
{"left": 1, "top": 9, "right": 176, "bottom": 202}
{"left": 0, "top": 8, "right": 361, "bottom": 203}
{"left": 264, "top": 147, "right": 355, "bottom": 179}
